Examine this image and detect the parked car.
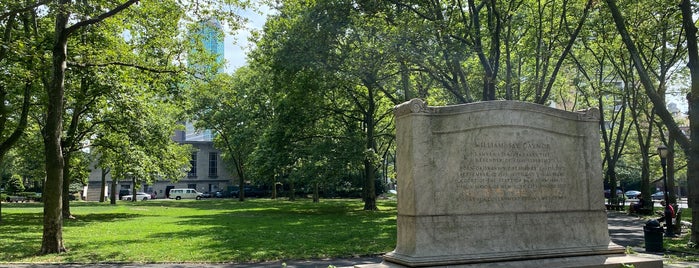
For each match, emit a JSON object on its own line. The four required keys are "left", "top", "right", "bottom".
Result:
{"left": 651, "top": 191, "right": 665, "bottom": 200}
{"left": 214, "top": 191, "right": 230, "bottom": 198}
{"left": 231, "top": 186, "right": 266, "bottom": 198}
{"left": 118, "top": 189, "right": 130, "bottom": 200}
{"left": 201, "top": 192, "right": 212, "bottom": 198}
{"left": 624, "top": 190, "right": 641, "bottom": 199}
{"left": 121, "top": 192, "right": 151, "bottom": 201}
{"left": 169, "top": 188, "right": 204, "bottom": 200}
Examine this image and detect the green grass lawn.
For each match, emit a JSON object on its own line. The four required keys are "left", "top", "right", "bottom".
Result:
{"left": 664, "top": 207, "right": 699, "bottom": 261}
{"left": 4, "top": 198, "right": 698, "bottom": 265}
{"left": 0, "top": 198, "right": 397, "bottom": 264}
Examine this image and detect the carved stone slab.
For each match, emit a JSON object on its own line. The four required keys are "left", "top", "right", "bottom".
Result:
{"left": 372, "top": 99, "right": 660, "bottom": 268}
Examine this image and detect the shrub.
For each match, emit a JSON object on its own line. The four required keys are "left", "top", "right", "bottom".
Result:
{"left": 7, "top": 174, "right": 24, "bottom": 194}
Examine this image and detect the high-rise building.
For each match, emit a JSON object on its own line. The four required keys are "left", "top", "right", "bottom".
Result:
{"left": 186, "top": 18, "right": 224, "bottom": 142}
{"left": 197, "top": 18, "right": 225, "bottom": 73}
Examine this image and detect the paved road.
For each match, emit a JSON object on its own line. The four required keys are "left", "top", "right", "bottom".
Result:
{"left": 624, "top": 197, "right": 689, "bottom": 209}
{"left": 606, "top": 211, "right": 695, "bottom": 268}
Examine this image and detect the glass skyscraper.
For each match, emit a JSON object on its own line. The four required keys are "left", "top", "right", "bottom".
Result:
{"left": 186, "top": 18, "right": 224, "bottom": 142}
{"left": 198, "top": 18, "right": 225, "bottom": 73}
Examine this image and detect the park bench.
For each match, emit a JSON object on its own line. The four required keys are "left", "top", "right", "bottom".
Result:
{"left": 633, "top": 201, "right": 655, "bottom": 215}
{"left": 5, "top": 196, "right": 27, "bottom": 203}
{"left": 672, "top": 207, "right": 683, "bottom": 235}
{"left": 605, "top": 197, "right": 625, "bottom": 211}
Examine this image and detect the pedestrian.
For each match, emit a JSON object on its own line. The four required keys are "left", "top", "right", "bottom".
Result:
{"left": 631, "top": 195, "right": 646, "bottom": 214}
{"left": 656, "top": 200, "right": 675, "bottom": 223}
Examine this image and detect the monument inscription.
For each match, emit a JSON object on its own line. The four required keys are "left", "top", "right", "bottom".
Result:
{"left": 369, "top": 99, "right": 662, "bottom": 268}
{"left": 457, "top": 141, "right": 567, "bottom": 203}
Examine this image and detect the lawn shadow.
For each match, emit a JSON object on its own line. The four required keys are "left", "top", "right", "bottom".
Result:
{"left": 0, "top": 212, "right": 44, "bottom": 260}
{"left": 0, "top": 210, "right": 141, "bottom": 262}
{"left": 64, "top": 212, "right": 142, "bottom": 227}
{"left": 144, "top": 199, "right": 396, "bottom": 263}
{"left": 125, "top": 198, "right": 262, "bottom": 210}
{"left": 0, "top": 198, "right": 397, "bottom": 264}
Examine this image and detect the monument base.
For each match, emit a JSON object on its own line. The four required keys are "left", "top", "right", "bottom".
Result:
{"left": 355, "top": 254, "right": 662, "bottom": 268}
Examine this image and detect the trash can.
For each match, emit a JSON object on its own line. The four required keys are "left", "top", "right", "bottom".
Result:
{"left": 643, "top": 219, "right": 664, "bottom": 252}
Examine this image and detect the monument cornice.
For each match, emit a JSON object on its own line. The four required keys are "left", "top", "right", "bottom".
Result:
{"left": 394, "top": 98, "right": 600, "bottom": 123}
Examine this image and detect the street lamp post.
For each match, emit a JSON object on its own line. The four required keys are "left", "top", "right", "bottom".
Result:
{"left": 657, "top": 145, "right": 674, "bottom": 237}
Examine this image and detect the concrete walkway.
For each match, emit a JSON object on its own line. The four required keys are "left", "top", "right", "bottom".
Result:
{"left": 606, "top": 211, "right": 696, "bottom": 268}
{"left": 1, "top": 212, "right": 697, "bottom": 268}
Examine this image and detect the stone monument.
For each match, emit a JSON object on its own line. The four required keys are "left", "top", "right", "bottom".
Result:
{"left": 361, "top": 99, "right": 661, "bottom": 268}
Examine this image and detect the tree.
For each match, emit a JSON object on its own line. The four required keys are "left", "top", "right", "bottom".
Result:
{"left": 12, "top": 0, "right": 246, "bottom": 254}
{"left": 40, "top": 0, "right": 141, "bottom": 254}
{"left": 603, "top": 0, "right": 699, "bottom": 243}
{"left": 253, "top": 0, "right": 398, "bottom": 209}
{"left": 190, "top": 69, "right": 273, "bottom": 201}
{"left": 55, "top": 0, "right": 212, "bottom": 211}
{"left": 0, "top": 0, "right": 39, "bottom": 223}
{"left": 7, "top": 174, "right": 25, "bottom": 193}
{"left": 90, "top": 79, "right": 193, "bottom": 203}
{"left": 571, "top": 12, "right": 632, "bottom": 202}
{"left": 389, "top": 0, "right": 592, "bottom": 103}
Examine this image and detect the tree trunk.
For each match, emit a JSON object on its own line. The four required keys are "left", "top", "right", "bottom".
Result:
{"left": 400, "top": 60, "right": 411, "bottom": 101}
{"left": 289, "top": 180, "right": 295, "bottom": 201}
{"left": 110, "top": 177, "right": 117, "bottom": 205}
{"left": 41, "top": 0, "right": 70, "bottom": 253}
{"left": 363, "top": 89, "right": 378, "bottom": 211}
{"left": 272, "top": 175, "right": 278, "bottom": 199}
{"left": 668, "top": 137, "right": 677, "bottom": 204}
{"left": 238, "top": 173, "right": 245, "bottom": 202}
{"left": 62, "top": 152, "right": 73, "bottom": 219}
{"left": 363, "top": 158, "right": 377, "bottom": 210}
{"left": 100, "top": 168, "right": 108, "bottom": 202}
{"left": 465, "top": 0, "right": 498, "bottom": 101}
{"left": 606, "top": 168, "right": 618, "bottom": 202}
{"left": 313, "top": 182, "right": 319, "bottom": 203}
{"left": 0, "top": 176, "right": 3, "bottom": 223}
{"left": 131, "top": 176, "right": 137, "bottom": 202}
{"left": 679, "top": 0, "right": 699, "bottom": 244}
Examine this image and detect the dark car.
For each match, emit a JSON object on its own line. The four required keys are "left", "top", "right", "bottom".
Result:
{"left": 625, "top": 190, "right": 641, "bottom": 199}
{"left": 118, "top": 189, "right": 131, "bottom": 200}
{"left": 214, "top": 191, "right": 231, "bottom": 198}
{"left": 651, "top": 191, "right": 665, "bottom": 200}
{"left": 231, "top": 186, "right": 266, "bottom": 198}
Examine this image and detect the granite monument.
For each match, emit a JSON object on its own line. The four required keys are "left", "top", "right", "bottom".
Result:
{"left": 361, "top": 99, "right": 661, "bottom": 268}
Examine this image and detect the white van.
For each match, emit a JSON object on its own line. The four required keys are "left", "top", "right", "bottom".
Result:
{"left": 169, "top": 188, "right": 204, "bottom": 200}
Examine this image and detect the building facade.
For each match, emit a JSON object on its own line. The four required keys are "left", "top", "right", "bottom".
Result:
{"left": 85, "top": 136, "right": 237, "bottom": 201}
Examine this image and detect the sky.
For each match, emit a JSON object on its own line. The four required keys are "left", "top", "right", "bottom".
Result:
{"left": 223, "top": 3, "right": 272, "bottom": 73}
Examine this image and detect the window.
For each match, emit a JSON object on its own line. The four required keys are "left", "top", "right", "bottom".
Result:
{"left": 209, "top": 152, "right": 218, "bottom": 177}
{"left": 188, "top": 152, "right": 197, "bottom": 177}
{"left": 187, "top": 184, "right": 196, "bottom": 190}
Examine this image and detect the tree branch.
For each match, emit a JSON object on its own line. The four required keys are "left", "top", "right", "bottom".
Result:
{"left": 67, "top": 61, "right": 179, "bottom": 74}
{"left": 65, "top": 0, "right": 140, "bottom": 36}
